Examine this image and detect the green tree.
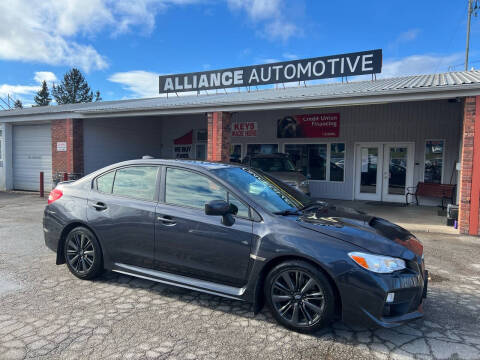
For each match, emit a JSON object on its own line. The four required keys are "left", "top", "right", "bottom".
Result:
{"left": 34, "top": 80, "right": 52, "bottom": 106}
{"left": 52, "top": 68, "right": 100, "bottom": 104}
{"left": 14, "top": 99, "right": 23, "bottom": 109}
{"left": 94, "top": 90, "right": 102, "bottom": 102}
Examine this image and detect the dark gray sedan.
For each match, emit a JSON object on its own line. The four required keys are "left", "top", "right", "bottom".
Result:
{"left": 44, "top": 159, "right": 427, "bottom": 333}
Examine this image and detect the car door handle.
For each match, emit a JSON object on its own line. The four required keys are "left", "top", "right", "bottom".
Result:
{"left": 92, "top": 202, "right": 107, "bottom": 211}
{"left": 157, "top": 216, "right": 176, "bottom": 226}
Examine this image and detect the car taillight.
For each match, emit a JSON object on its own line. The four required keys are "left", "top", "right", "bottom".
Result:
{"left": 48, "top": 189, "right": 63, "bottom": 204}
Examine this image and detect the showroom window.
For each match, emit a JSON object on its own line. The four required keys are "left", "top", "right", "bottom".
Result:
{"left": 246, "top": 144, "right": 278, "bottom": 156}
{"left": 284, "top": 143, "right": 345, "bottom": 182}
{"left": 230, "top": 144, "right": 242, "bottom": 163}
{"left": 112, "top": 166, "right": 159, "bottom": 201}
{"left": 424, "top": 140, "right": 444, "bottom": 184}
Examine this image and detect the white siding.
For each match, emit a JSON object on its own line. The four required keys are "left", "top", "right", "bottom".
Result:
{"left": 13, "top": 124, "right": 52, "bottom": 191}
{"left": 232, "top": 100, "right": 463, "bottom": 201}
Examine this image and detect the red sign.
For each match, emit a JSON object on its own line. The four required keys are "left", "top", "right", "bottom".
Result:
{"left": 174, "top": 130, "right": 193, "bottom": 145}
{"left": 277, "top": 113, "right": 340, "bottom": 138}
{"left": 232, "top": 122, "right": 257, "bottom": 137}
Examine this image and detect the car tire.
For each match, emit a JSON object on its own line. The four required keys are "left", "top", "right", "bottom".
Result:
{"left": 265, "top": 260, "right": 335, "bottom": 333}
{"left": 64, "top": 226, "right": 103, "bottom": 280}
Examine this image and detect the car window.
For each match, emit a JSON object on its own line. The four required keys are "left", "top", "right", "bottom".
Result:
{"left": 165, "top": 168, "right": 227, "bottom": 209}
{"left": 250, "top": 158, "right": 295, "bottom": 172}
{"left": 112, "top": 166, "right": 158, "bottom": 201}
{"left": 96, "top": 171, "right": 115, "bottom": 193}
{"left": 228, "top": 192, "right": 250, "bottom": 218}
{"left": 211, "top": 167, "right": 307, "bottom": 213}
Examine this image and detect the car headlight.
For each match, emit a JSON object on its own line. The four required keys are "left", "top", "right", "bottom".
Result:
{"left": 348, "top": 252, "right": 406, "bottom": 273}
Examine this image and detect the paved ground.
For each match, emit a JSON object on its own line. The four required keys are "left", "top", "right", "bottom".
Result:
{"left": 0, "top": 192, "right": 479, "bottom": 360}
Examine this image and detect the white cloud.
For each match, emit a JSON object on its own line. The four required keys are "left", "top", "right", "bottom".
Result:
{"left": 381, "top": 53, "right": 463, "bottom": 78}
{"left": 0, "top": 0, "right": 203, "bottom": 72}
{"left": 33, "top": 72, "right": 58, "bottom": 85}
{"left": 108, "top": 70, "right": 161, "bottom": 98}
{"left": 396, "top": 29, "right": 420, "bottom": 43}
{"left": 228, "top": 0, "right": 282, "bottom": 20}
{"left": 262, "top": 19, "right": 299, "bottom": 42}
{"left": 227, "top": 0, "right": 299, "bottom": 41}
{"left": 0, "top": 71, "right": 59, "bottom": 107}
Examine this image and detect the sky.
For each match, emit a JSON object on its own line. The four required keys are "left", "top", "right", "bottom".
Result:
{"left": 0, "top": 0, "right": 479, "bottom": 107}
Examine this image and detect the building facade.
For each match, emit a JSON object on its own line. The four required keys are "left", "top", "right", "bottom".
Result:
{"left": 1, "top": 71, "right": 480, "bottom": 235}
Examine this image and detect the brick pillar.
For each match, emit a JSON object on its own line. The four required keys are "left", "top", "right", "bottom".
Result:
{"left": 51, "top": 119, "right": 84, "bottom": 178}
{"left": 207, "top": 112, "right": 231, "bottom": 162}
{"left": 459, "top": 96, "right": 480, "bottom": 235}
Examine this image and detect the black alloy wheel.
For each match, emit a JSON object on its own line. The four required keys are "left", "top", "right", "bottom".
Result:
{"left": 64, "top": 227, "right": 103, "bottom": 280}
{"left": 265, "top": 260, "right": 335, "bottom": 333}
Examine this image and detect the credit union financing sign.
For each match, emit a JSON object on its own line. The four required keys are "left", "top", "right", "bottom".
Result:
{"left": 159, "top": 49, "right": 382, "bottom": 94}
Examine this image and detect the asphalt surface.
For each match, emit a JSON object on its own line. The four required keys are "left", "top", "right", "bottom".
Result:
{"left": 0, "top": 192, "right": 479, "bottom": 360}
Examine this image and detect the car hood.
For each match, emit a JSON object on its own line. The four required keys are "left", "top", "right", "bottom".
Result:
{"left": 266, "top": 171, "right": 306, "bottom": 183}
{"left": 295, "top": 204, "right": 422, "bottom": 260}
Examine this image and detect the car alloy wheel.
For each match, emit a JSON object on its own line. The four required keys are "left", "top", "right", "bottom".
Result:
{"left": 271, "top": 270, "right": 325, "bottom": 327}
{"left": 265, "top": 260, "right": 335, "bottom": 333}
{"left": 64, "top": 227, "right": 103, "bottom": 280}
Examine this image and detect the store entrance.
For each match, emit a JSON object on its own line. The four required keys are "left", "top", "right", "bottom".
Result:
{"left": 354, "top": 142, "right": 414, "bottom": 202}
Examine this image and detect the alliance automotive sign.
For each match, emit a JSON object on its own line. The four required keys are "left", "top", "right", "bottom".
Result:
{"left": 159, "top": 49, "right": 382, "bottom": 94}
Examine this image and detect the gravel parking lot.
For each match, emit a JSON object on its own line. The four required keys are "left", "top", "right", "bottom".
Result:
{"left": 0, "top": 192, "right": 479, "bottom": 360}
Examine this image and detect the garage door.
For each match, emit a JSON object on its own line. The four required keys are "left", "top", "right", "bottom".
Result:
{"left": 13, "top": 124, "right": 52, "bottom": 191}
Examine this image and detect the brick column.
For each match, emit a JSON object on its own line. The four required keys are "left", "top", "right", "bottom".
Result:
{"left": 459, "top": 96, "right": 480, "bottom": 235}
{"left": 51, "top": 119, "right": 84, "bottom": 178}
{"left": 207, "top": 112, "right": 231, "bottom": 162}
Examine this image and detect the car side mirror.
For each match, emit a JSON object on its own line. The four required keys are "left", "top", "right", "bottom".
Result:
{"left": 205, "top": 200, "right": 237, "bottom": 226}
{"left": 205, "top": 200, "right": 230, "bottom": 216}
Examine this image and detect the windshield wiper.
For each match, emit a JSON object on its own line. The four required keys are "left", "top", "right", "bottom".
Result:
{"left": 272, "top": 209, "right": 301, "bottom": 216}
{"left": 298, "top": 201, "right": 328, "bottom": 212}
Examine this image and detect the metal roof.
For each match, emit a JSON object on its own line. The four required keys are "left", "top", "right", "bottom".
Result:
{"left": 2, "top": 70, "right": 480, "bottom": 121}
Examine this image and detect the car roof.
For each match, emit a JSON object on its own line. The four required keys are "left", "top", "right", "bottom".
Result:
{"left": 106, "top": 158, "right": 238, "bottom": 171}
{"left": 247, "top": 153, "right": 289, "bottom": 158}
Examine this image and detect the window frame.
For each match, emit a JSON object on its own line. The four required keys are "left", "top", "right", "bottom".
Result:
{"left": 161, "top": 166, "right": 253, "bottom": 220}
{"left": 230, "top": 143, "right": 243, "bottom": 161}
{"left": 423, "top": 139, "right": 445, "bottom": 184}
{"left": 282, "top": 142, "right": 346, "bottom": 183}
{"left": 92, "top": 165, "right": 161, "bottom": 203}
{"left": 0, "top": 127, "right": 3, "bottom": 162}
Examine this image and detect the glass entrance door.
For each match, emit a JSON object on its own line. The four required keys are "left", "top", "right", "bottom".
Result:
{"left": 382, "top": 144, "right": 414, "bottom": 202}
{"left": 355, "top": 144, "right": 383, "bottom": 201}
{"left": 355, "top": 143, "right": 414, "bottom": 202}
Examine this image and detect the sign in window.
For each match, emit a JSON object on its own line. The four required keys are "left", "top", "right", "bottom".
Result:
{"left": 424, "top": 140, "right": 444, "bottom": 184}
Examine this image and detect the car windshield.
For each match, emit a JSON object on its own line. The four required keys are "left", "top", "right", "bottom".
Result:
{"left": 250, "top": 157, "right": 296, "bottom": 172}
{"left": 211, "top": 167, "right": 311, "bottom": 213}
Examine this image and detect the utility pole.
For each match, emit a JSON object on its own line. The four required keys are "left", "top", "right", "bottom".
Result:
{"left": 466, "top": 0, "right": 473, "bottom": 70}
{"left": 466, "top": 0, "right": 480, "bottom": 70}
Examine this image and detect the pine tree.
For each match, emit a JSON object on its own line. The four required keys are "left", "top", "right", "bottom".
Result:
{"left": 34, "top": 80, "right": 52, "bottom": 106}
{"left": 52, "top": 68, "right": 99, "bottom": 104}
{"left": 13, "top": 99, "right": 23, "bottom": 109}
{"left": 94, "top": 90, "right": 102, "bottom": 102}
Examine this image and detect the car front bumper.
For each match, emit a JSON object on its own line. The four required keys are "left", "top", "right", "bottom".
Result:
{"left": 339, "top": 263, "right": 428, "bottom": 328}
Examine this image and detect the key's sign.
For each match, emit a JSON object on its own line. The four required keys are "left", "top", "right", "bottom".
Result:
{"left": 159, "top": 49, "right": 382, "bottom": 93}
{"left": 232, "top": 122, "right": 257, "bottom": 137}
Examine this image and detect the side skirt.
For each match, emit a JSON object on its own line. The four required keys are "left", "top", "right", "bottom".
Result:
{"left": 112, "top": 263, "right": 247, "bottom": 301}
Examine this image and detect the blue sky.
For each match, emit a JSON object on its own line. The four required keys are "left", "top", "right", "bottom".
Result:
{"left": 0, "top": 0, "right": 479, "bottom": 106}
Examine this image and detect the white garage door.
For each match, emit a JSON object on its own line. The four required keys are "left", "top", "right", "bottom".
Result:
{"left": 13, "top": 124, "right": 52, "bottom": 191}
